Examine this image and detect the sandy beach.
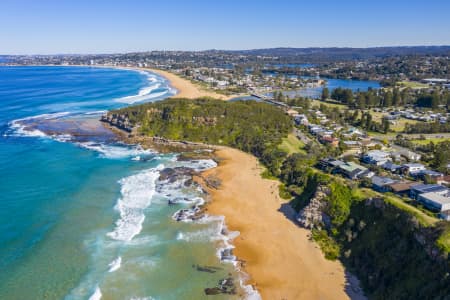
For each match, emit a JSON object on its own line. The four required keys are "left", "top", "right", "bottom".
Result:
{"left": 144, "top": 68, "right": 232, "bottom": 100}
{"left": 200, "top": 147, "right": 356, "bottom": 300}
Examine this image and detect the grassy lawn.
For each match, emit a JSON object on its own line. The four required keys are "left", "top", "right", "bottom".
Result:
{"left": 412, "top": 137, "right": 450, "bottom": 145}
{"left": 279, "top": 133, "right": 306, "bottom": 155}
{"left": 384, "top": 195, "right": 438, "bottom": 227}
{"left": 368, "top": 110, "right": 419, "bottom": 133}
{"left": 397, "top": 81, "right": 429, "bottom": 89}
{"left": 390, "top": 119, "right": 419, "bottom": 132}
{"left": 355, "top": 188, "right": 438, "bottom": 227}
{"left": 310, "top": 99, "right": 347, "bottom": 109}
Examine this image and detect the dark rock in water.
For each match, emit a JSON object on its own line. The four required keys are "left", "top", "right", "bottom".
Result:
{"left": 172, "top": 205, "right": 205, "bottom": 222}
{"left": 158, "top": 167, "right": 196, "bottom": 182}
{"left": 168, "top": 197, "right": 193, "bottom": 206}
{"left": 220, "top": 248, "right": 235, "bottom": 261}
{"left": 184, "top": 178, "right": 193, "bottom": 187}
{"left": 204, "top": 287, "right": 222, "bottom": 295}
{"left": 204, "top": 277, "right": 236, "bottom": 295}
{"left": 193, "top": 264, "right": 222, "bottom": 273}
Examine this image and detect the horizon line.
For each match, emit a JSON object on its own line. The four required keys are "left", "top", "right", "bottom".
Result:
{"left": 2, "top": 44, "right": 450, "bottom": 56}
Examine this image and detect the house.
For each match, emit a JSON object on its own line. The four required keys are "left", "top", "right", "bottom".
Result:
{"left": 371, "top": 176, "right": 398, "bottom": 193}
{"left": 362, "top": 150, "right": 391, "bottom": 166}
{"left": 417, "top": 191, "right": 450, "bottom": 212}
{"left": 318, "top": 158, "right": 345, "bottom": 172}
{"left": 388, "top": 181, "right": 419, "bottom": 196}
{"left": 335, "top": 161, "right": 369, "bottom": 179}
{"left": 382, "top": 161, "right": 402, "bottom": 173}
{"left": 413, "top": 170, "right": 444, "bottom": 182}
{"left": 410, "top": 184, "right": 449, "bottom": 200}
{"left": 397, "top": 150, "right": 422, "bottom": 161}
{"left": 437, "top": 175, "right": 450, "bottom": 185}
{"left": 343, "top": 141, "right": 362, "bottom": 154}
{"left": 401, "top": 163, "right": 426, "bottom": 175}
{"left": 294, "top": 114, "right": 308, "bottom": 126}
{"left": 440, "top": 210, "right": 450, "bottom": 221}
{"left": 319, "top": 135, "right": 339, "bottom": 147}
{"left": 286, "top": 109, "right": 299, "bottom": 117}
{"left": 342, "top": 127, "right": 365, "bottom": 138}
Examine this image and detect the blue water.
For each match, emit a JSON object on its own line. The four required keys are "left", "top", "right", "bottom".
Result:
{"left": 231, "top": 76, "right": 380, "bottom": 102}
{"left": 0, "top": 67, "right": 247, "bottom": 299}
{"left": 292, "top": 77, "right": 380, "bottom": 99}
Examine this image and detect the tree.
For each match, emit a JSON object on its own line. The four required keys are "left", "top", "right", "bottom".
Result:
{"left": 382, "top": 118, "right": 390, "bottom": 133}
{"left": 321, "top": 87, "right": 329, "bottom": 102}
{"left": 384, "top": 91, "right": 393, "bottom": 107}
{"left": 356, "top": 93, "right": 366, "bottom": 109}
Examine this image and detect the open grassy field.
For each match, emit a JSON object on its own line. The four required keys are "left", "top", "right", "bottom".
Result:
{"left": 310, "top": 98, "right": 347, "bottom": 108}
{"left": 278, "top": 133, "right": 306, "bottom": 155}
{"left": 368, "top": 109, "right": 420, "bottom": 132}
{"left": 412, "top": 137, "right": 450, "bottom": 145}
{"left": 397, "top": 81, "right": 429, "bottom": 89}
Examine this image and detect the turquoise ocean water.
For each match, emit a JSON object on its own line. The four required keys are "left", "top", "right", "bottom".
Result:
{"left": 0, "top": 66, "right": 254, "bottom": 300}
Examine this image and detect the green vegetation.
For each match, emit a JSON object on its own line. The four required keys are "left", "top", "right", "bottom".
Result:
{"left": 311, "top": 229, "right": 340, "bottom": 260}
{"left": 436, "top": 224, "right": 450, "bottom": 253}
{"left": 412, "top": 137, "right": 449, "bottom": 145}
{"left": 327, "top": 182, "right": 353, "bottom": 227}
{"left": 397, "top": 81, "right": 429, "bottom": 89}
{"left": 113, "top": 97, "right": 450, "bottom": 299}
{"left": 339, "top": 201, "right": 450, "bottom": 299}
{"left": 383, "top": 194, "right": 438, "bottom": 227}
{"left": 278, "top": 183, "right": 292, "bottom": 200}
{"left": 112, "top": 97, "right": 292, "bottom": 175}
{"left": 278, "top": 133, "right": 305, "bottom": 155}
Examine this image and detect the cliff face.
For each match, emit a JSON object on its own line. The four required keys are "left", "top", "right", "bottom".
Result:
{"left": 298, "top": 186, "right": 450, "bottom": 299}
{"left": 340, "top": 199, "right": 450, "bottom": 299}
{"left": 296, "top": 185, "right": 331, "bottom": 229}
{"left": 100, "top": 113, "right": 135, "bottom": 132}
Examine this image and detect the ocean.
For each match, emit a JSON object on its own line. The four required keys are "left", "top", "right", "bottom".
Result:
{"left": 0, "top": 66, "right": 253, "bottom": 299}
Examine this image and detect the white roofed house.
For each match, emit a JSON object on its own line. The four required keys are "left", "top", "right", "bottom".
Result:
{"left": 397, "top": 149, "right": 421, "bottom": 161}
{"left": 362, "top": 150, "right": 391, "bottom": 166}
{"left": 417, "top": 191, "right": 450, "bottom": 220}
{"left": 401, "top": 163, "right": 426, "bottom": 175}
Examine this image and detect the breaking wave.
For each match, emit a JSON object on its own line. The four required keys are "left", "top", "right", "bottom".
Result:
{"left": 107, "top": 165, "right": 164, "bottom": 242}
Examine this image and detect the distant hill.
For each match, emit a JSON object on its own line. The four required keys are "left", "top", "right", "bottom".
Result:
{"left": 220, "top": 46, "right": 450, "bottom": 61}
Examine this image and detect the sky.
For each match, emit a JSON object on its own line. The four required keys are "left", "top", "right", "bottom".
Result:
{"left": 0, "top": 0, "right": 449, "bottom": 54}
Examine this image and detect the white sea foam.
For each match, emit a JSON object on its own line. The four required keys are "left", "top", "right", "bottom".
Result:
{"left": 88, "top": 285, "right": 102, "bottom": 300}
{"left": 84, "top": 110, "right": 107, "bottom": 115}
{"left": 107, "top": 165, "right": 163, "bottom": 242}
{"left": 115, "top": 70, "right": 173, "bottom": 104}
{"left": 7, "top": 111, "right": 72, "bottom": 138}
{"left": 116, "top": 84, "right": 161, "bottom": 104}
{"left": 188, "top": 159, "right": 218, "bottom": 171}
{"left": 108, "top": 256, "right": 122, "bottom": 272}
{"left": 241, "top": 281, "right": 262, "bottom": 300}
{"left": 78, "top": 142, "right": 154, "bottom": 159}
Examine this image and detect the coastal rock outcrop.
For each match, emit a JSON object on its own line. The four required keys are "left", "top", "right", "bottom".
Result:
{"left": 100, "top": 113, "right": 134, "bottom": 132}
{"left": 204, "top": 277, "right": 236, "bottom": 295}
{"left": 296, "top": 185, "right": 331, "bottom": 229}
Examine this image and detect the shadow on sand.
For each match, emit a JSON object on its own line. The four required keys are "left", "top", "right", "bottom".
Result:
{"left": 277, "top": 202, "right": 367, "bottom": 300}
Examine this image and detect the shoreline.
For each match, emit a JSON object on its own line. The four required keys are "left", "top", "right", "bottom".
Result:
{"left": 143, "top": 68, "right": 234, "bottom": 100}
{"left": 198, "top": 147, "right": 362, "bottom": 299}
{"left": 3, "top": 64, "right": 237, "bottom": 101}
